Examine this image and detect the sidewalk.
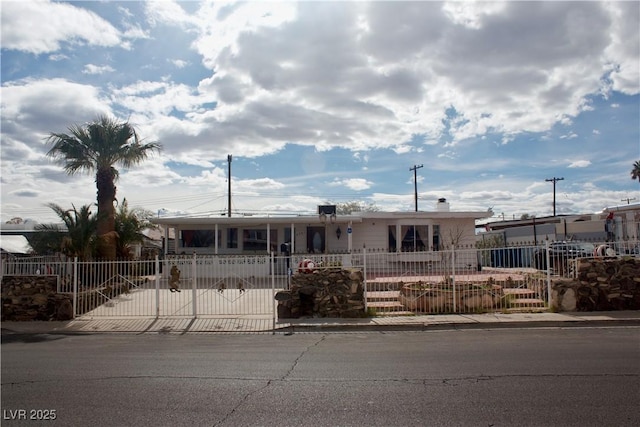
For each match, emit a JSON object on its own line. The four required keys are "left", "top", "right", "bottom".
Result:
{"left": 3, "top": 311, "right": 640, "bottom": 335}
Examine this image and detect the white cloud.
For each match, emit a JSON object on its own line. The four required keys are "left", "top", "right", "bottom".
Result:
{"left": 145, "top": 0, "right": 201, "bottom": 28}
{"left": 170, "top": 59, "right": 189, "bottom": 68}
{"left": 568, "top": 160, "right": 592, "bottom": 168}
{"left": 83, "top": 64, "right": 115, "bottom": 75}
{"left": 48, "top": 54, "right": 69, "bottom": 61}
{"left": 442, "top": 1, "right": 507, "bottom": 30}
{"left": 1, "top": 0, "right": 124, "bottom": 54}
{"left": 602, "top": 2, "right": 640, "bottom": 95}
{"left": 1, "top": 78, "right": 110, "bottom": 139}
{"left": 560, "top": 132, "right": 578, "bottom": 140}
{"left": 329, "top": 178, "right": 374, "bottom": 191}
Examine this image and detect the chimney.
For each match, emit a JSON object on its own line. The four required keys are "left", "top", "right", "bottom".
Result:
{"left": 436, "top": 198, "right": 450, "bottom": 212}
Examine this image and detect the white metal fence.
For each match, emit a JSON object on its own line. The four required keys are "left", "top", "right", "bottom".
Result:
{"left": 2, "top": 239, "right": 638, "bottom": 320}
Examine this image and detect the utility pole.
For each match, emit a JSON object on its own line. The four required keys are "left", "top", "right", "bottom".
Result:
{"left": 227, "top": 154, "right": 232, "bottom": 217}
{"left": 545, "top": 177, "right": 564, "bottom": 216}
{"left": 621, "top": 197, "right": 636, "bottom": 205}
{"left": 410, "top": 164, "right": 423, "bottom": 212}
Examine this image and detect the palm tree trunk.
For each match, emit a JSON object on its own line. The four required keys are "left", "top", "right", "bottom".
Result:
{"left": 96, "top": 167, "right": 117, "bottom": 259}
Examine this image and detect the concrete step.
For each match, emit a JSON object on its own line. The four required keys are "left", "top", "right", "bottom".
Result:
{"left": 367, "top": 300, "right": 404, "bottom": 308}
{"left": 374, "top": 310, "right": 415, "bottom": 316}
{"left": 503, "top": 306, "right": 549, "bottom": 313}
{"left": 509, "top": 298, "right": 546, "bottom": 307}
{"left": 366, "top": 290, "right": 400, "bottom": 301}
{"left": 367, "top": 292, "right": 408, "bottom": 314}
{"left": 503, "top": 288, "right": 537, "bottom": 297}
{"left": 367, "top": 289, "right": 548, "bottom": 314}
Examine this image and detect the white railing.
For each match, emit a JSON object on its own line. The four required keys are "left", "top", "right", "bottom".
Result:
{"left": 2, "top": 240, "right": 637, "bottom": 320}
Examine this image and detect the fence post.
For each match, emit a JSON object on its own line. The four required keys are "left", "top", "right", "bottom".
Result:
{"left": 155, "top": 256, "right": 160, "bottom": 318}
{"left": 271, "top": 252, "right": 276, "bottom": 334}
{"left": 363, "top": 247, "right": 368, "bottom": 313}
{"left": 192, "top": 253, "right": 197, "bottom": 318}
{"left": 73, "top": 257, "right": 78, "bottom": 319}
{"left": 451, "top": 246, "right": 456, "bottom": 313}
{"left": 545, "top": 240, "right": 552, "bottom": 308}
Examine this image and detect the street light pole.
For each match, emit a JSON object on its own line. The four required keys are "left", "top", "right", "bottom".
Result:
{"left": 545, "top": 177, "right": 564, "bottom": 216}
{"left": 410, "top": 164, "right": 423, "bottom": 212}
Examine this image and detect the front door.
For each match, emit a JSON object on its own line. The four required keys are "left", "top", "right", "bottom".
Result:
{"left": 306, "top": 227, "right": 325, "bottom": 253}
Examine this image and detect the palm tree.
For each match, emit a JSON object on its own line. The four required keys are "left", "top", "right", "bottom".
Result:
{"left": 115, "top": 198, "right": 156, "bottom": 259}
{"left": 631, "top": 160, "right": 640, "bottom": 182}
{"left": 46, "top": 115, "right": 161, "bottom": 259}
{"left": 32, "top": 203, "right": 97, "bottom": 260}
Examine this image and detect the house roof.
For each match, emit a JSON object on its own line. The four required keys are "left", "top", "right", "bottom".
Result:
{"left": 0, "top": 235, "right": 33, "bottom": 254}
{"left": 152, "top": 210, "right": 493, "bottom": 227}
{"left": 603, "top": 202, "right": 640, "bottom": 213}
{"left": 152, "top": 215, "right": 363, "bottom": 227}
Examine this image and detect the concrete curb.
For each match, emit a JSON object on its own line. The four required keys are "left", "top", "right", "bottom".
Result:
{"left": 274, "top": 319, "right": 640, "bottom": 333}
{"left": 3, "top": 311, "right": 640, "bottom": 335}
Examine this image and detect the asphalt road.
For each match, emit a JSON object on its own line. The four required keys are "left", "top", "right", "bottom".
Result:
{"left": 2, "top": 326, "right": 639, "bottom": 427}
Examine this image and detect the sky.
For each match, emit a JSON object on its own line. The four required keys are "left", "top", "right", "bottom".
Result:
{"left": 1, "top": 0, "right": 639, "bottom": 225}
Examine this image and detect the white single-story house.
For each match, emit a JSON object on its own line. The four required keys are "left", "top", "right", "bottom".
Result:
{"left": 152, "top": 200, "right": 493, "bottom": 257}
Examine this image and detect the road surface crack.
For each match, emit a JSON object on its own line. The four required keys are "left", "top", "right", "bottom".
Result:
{"left": 213, "top": 334, "right": 326, "bottom": 426}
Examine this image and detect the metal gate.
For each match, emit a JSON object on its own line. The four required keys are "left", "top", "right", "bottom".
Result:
{"left": 68, "top": 255, "right": 286, "bottom": 319}
{"left": 171, "top": 254, "right": 283, "bottom": 317}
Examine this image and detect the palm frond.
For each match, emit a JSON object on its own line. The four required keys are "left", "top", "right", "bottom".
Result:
{"left": 631, "top": 160, "right": 640, "bottom": 182}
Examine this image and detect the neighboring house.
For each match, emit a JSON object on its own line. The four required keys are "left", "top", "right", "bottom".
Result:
{"left": 477, "top": 202, "right": 640, "bottom": 247}
{"left": 1, "top": 220, "right": 40, "bottom": 258}
{"left": 0, "top": 235, "right": 34, "bottom": 257}
{"left": 152, "top": 199, "right": 493, "bottom": 257}
{"left": 136, "top": 227, "right": 167, "bottom": 259}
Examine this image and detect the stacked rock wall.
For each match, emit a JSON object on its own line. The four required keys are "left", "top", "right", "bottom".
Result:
{"left": 552, "top": 258, "right": 640, "bottom": 311}
{"left": 1, "top": 275, "right": 74, "bottom": 321}
{"left": 276, "top": 268, "right": 365, "bottom": 318}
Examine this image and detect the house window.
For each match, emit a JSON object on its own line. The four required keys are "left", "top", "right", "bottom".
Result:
{"left": 182, "top": 230, "right": 216, "bottom": 248}
{"left": 432, "top": 225, "right": 440, "bottom": 251}
{"left": 400, "top": 225, "right": 429, "bottom": 252}
{"left": 227, "top": 228, "right": 238, "bottom": 249}
{"left": 388, "top": 226, "right": 397, "bottom": 252}
{"left": 284, "top": 227, "right": 293, "bottom": 253}
{"left": 242, "top": 229, "right": 277, "bottom": 251}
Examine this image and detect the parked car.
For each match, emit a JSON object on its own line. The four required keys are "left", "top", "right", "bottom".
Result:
{"left": 532, "top": 241, "right": 596, "bottom": 271}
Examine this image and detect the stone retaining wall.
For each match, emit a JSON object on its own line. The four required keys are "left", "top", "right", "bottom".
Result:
{"left": 1, "top": 275, "right": 73, "bottom": 321}
{"left": 276, "top": 268, "right": 365, "bottom": 318}
{"left": 552, "top": 258, "right": 640, "bottom": 311}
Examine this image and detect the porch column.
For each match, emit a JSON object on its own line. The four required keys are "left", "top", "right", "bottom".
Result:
{"left": 348, "top": 221, "right": 353, "bottom": 253}
{"left": 163, "top": 225, "right": 169, "bottom": 256}
{"left": 396, "top": 224, "right": 402, "bottom": 252}
{"left": 291, "top": 223, "right": 295, "bottom": 254}
{"left": 174, "top": 227, "right": 180, "bottom": 254}
{"left": 214, "top": 224, "right": 219, "bottom": 255}
{"left": 267, "top": 222, "right": 271, "bottom": 254}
